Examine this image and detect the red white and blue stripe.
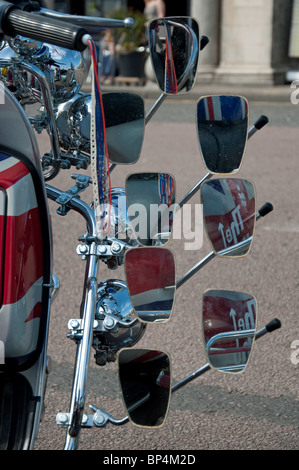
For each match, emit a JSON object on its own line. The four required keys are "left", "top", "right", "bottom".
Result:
{"left": 198, "top": 95, "right": 248, "bottom": 122}
{"left": 0, "top": 152, "right": 43, "bottom": 359}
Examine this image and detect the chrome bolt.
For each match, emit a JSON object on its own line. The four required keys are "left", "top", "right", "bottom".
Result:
{"left": 57, "top": 413, "right": 69, "bottom": 424}
{"left": 93, "top": 411, "right": 106, "bottom": 426}
{"left": 79, "top": 245, "right": 88, "bottom": 254}
{"left": 104, "top": 316, "right": 116, "bottom": 330}
{"left": 112, "top": 242, "right": 121, "bottom": 253}
{"left": 98, "top": 245, "right": 107, "bottom": 254}
{"left": 70, "top": 319, "right": 80, "bottom": 329}
{"left": 58, "top": 195, "right": 68, "bottom": 204}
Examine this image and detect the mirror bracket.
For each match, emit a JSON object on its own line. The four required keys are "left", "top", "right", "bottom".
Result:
{"left": 89, "top": 406, "right": 129, "bottom": 428}
{"left": 76, "top": 239, "right": 131, "bottom": 259}
{"left": 178, "top": 172, "right": 212, "bottom": 208}
{"left": 145, "top": 93, "right": 168, "bottom": 124}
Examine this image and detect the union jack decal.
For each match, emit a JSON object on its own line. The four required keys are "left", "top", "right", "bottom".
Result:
{"left": 0, "top": 152, "right": 44, "bottom": 360}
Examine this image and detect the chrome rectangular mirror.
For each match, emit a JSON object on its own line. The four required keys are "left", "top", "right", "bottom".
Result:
{"left": 125, "top": 247, "right": 176, "bottom": 324}
{"left": 56, "top": 92, "right": 145, "bottom": 165}
{"left": 148, "top": 17, "right": 200, "bottom": 95}
{"left": 201, "top": 178, "right": 256, "bottom": 257}
{"left": 197, "top": 95, "right": 249, "bottom": 174}
{"left": 103, "top": 92, "right": 145, "bottom": 164}
{"left": 126, "top": 172, "right": 176, "bottom": 246}
{"left": 202, "top": 289, "right": 257, "bottom": 373}
{"left": 118, "top": 348, "right": 171, "bottom": 427}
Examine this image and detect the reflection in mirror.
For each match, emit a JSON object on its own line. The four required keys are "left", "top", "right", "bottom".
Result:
{"left": 126, "top": 172, "right": 176, "bottom": 246}
{"left": 118, "top": 348, "right": 171, "bottom": 427}
{"left": 201, "top": 178, "right": 256, "bottom": 257}
{"left": 57, "top": 92, "right": 145, "bottom": 165}
{"left": 125, "top": 247, "right": 176, "bottom": 323}
{"left": 148, "top": 17, "right": 200, "bottom": 95}
{"left": 109, "top": 188, "right": 137, "bottom": 246}
{"left": 202, "top": 289, "right": 257, "bottom": 373}
{"left": 103, "top": 93, "right": 145, "bottom": 164}
{"left": 197, "top": 95, "right": 249, "bottom": 174}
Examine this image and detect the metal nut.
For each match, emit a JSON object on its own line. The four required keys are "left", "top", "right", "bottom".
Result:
{"left": 57, "top": 413, "right": 69, "bottom": 424}
{"left": 70, "top": 319, "right": 80, "bottom": 329}
{"left": 93, "top": 411, "right": 106, "bottom": 426}
{"left": 103, "top": 316, "right": 116, "bottom": 330}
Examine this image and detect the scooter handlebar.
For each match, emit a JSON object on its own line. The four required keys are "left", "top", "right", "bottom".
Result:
{"left": 0, "top": 1, "right": 89, "bottom": 51}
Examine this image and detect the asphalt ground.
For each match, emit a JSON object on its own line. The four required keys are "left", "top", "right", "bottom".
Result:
{"left": 33, "top": 84, "right": 299, "bottom": 451}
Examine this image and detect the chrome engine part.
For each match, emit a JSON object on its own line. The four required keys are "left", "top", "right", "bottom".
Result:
{"left": 93, "top": 280, "right": 146, "bottom": 366}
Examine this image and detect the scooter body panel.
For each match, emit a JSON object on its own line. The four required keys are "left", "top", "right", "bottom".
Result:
{"left": 0, "top": 85, "right": 52, "bottom": 372}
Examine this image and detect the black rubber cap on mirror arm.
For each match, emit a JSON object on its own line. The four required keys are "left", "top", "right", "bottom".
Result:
{"left": 265, "top": 318, "right": 281, "bottom": 333}
{"left": 258, "top": 202, "right": 273, "bottom": 217}
{"left": 254, "top": 115, "right": 269, "bottom": 130}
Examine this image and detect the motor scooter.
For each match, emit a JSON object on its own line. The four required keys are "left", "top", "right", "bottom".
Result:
{"left": 0, "top": 1, "right": 281, "bottom": 450}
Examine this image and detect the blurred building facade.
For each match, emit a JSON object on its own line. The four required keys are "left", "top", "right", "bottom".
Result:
{"left": 45, "top": 0, "right": 299, "bottom": 85}
{"left": 191, "top": 0, "right": 296, "bottom": 85}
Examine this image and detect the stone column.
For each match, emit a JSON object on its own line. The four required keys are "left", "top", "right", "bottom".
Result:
{"left": 43, "top": 0, "right": 55, "bottom": 8}
{"left": 215, "top": 0, "right": 293, "bottom": 85}
{"left": 190, "top": 0, "right": 221, "bottom": 82}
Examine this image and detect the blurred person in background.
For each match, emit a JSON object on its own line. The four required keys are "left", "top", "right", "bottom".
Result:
{"left": 144, "top": 0, "right": 166, "bottom": 23}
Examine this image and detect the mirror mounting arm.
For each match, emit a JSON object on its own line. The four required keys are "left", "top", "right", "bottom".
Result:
{"left": 145, "top": 93, "right": 168, "bottom": 124}
{"left": 177, "top": 172, "right": 212, "bottom": 208}
{"left": 109, "top": 163, "right": 116, "bottom": 173}
{"left": 89, "top": 406, "right": 129, "bottom": 427}
{"left": 248, "top": 115, "right": 269, "bottom": 139}
{"left": 176, "top": 251, "right": 214, "bottom": 289}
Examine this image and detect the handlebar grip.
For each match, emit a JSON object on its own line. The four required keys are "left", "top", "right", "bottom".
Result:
{"left": 0, "top": 3, "right": 88, "bottom": 51}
